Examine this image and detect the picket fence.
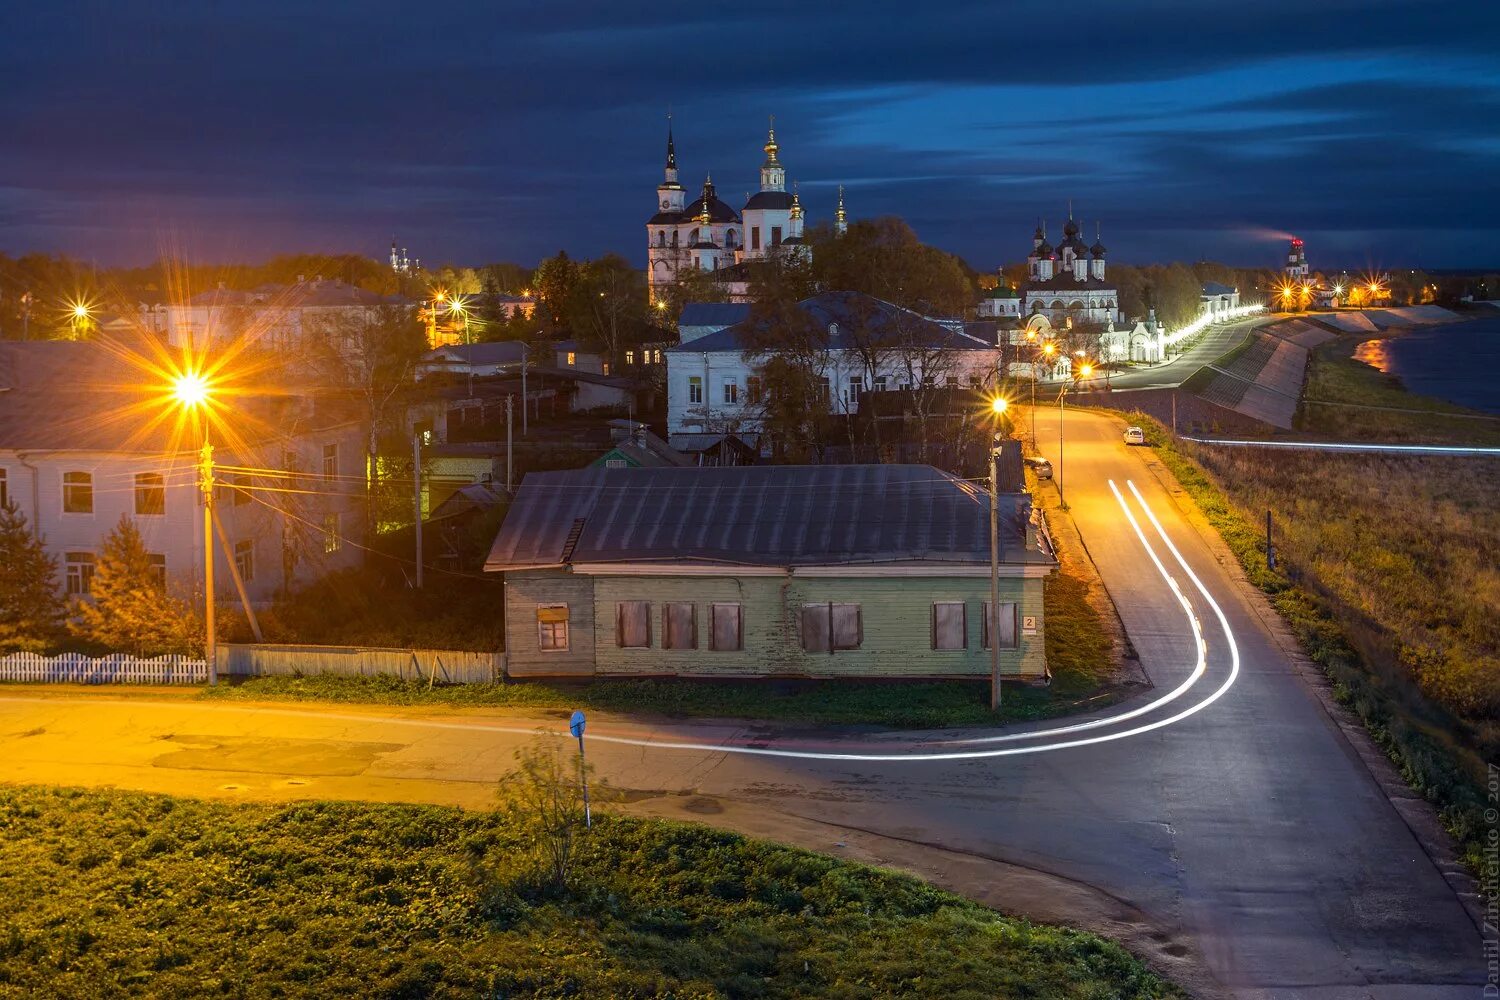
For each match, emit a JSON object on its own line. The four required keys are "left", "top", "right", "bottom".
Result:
{"left": 0, "top": 652, "right": 209, "bottom": 685}
{"left": 220, "top": 644, "right": 502, "bottom": 684}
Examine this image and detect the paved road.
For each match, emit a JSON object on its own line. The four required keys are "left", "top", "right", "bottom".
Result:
{"left": 1102, "top": 316, "right": 1267, "bottom": 390}
{"left": 0, "top": 409, "right": 1482, "bottom": 998}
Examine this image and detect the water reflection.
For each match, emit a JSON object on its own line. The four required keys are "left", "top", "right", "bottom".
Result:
{"left": 1353, "top": 338, "right": 1392, "bottom": 372}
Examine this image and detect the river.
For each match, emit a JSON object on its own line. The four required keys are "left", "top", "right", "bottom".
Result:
{"left": 1352, "top": 310, "right": 1500, "bottom": 413}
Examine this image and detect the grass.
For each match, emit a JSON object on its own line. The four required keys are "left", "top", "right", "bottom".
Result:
{"left": 0, "top": 784, "right": 1182, "bottom": 999}
{"left": 1125, "top": 408, "right": 1495, "bottom": 879}
{"left": 1297, "top": 333, "right": 1500, "bottom": 445}
{"left": 201, "top": 565, "right": 1121, "bottom": 729}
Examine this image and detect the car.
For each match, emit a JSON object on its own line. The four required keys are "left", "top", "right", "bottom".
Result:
{"left": 1024, "top": 455, "right": 1053, "bottom": 479}
{"left": 1123, "top": 426, "right": 1146, "bottom": 446}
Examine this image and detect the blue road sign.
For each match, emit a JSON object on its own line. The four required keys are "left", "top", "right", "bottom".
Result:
{"left": 569, "top": 710, "right": 586, "bottom": 739}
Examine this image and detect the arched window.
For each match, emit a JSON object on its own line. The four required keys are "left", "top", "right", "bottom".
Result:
{"left": 657, "top": 231, "right": 666, "bottom": 247}
{"left": 1049, "top": 299, "right": 1064, "bottom": 310}
{"left": 725, "top": 229, "right": 738, "bottom": 248}
{"left": 689, "top": 228, "right": 699, "bottom": 245}
{"left": 671, "top": 231, "right": 679, "bottom": 247}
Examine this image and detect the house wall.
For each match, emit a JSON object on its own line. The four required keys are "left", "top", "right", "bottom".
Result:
{"left": 503, "top": 569, "right": 1046, "bottom": 679}
{"left": 0, "top": 424, "right": 365, "bottom": 605}
{"left": 504, "top": 570, "right": 597, "bottom": 676}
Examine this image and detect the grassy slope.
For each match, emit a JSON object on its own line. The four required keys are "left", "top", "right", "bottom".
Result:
{"left": 1125, "top": 408, "right": 1494, "bottom": 877}
{"left": 203, "top": 561, "right": 1120, "bottom": 729}
{"left": 0, "top": 786, "right": 1181, "bottom": 999}
{"left": 1298, "top": 332, "right": 1500, "bottom": 445}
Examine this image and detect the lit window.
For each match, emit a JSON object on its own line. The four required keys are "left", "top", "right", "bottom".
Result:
{"left": 65, "top": 552, "right": 95, "bottom": 595}
{"left": 602, "top": 362, "right": 610, "bottom": 375}
{"left": 234, "top": 540, "right": 254, "bottom": 583}
{"left": 62, "top": 471, "right": 93, "bottom": 514}
{"left": 626, "top": 350, "right": 636, "bottom": 366}
{"left": 322, "top": 444, "right": 338, "bottom": 482}
{"left": 134, "top": 472, "right": 165, "bottom": 516}
{"left": 688, "top": 376, "right": 703, "bottom": 404}
{"left": 566, "top": 352, "right": 576, "bottom": 366}
{"left": 323, "top": 513, "right": 341, "bottom": 554}
{"left": 653, "top": 349, "right": 662, "bottom": 364}
{"left": 147, "top": 553, "right": 167, "bottom": 588}
{"left": 537, "top": 604, "right": 569, "bottom": 651}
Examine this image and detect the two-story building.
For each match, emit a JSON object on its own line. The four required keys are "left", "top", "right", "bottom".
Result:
{"left": 665, "top": 291, "right": 1002, "bottom": 450}
{"left": 0, "top": 340, "right": 365, "bottom": 605}
{"left": 163, "top": 277, "right": 413, "bottom": 352}
{"left": 486, "top": 464, "right": 1056, "bottom": 680}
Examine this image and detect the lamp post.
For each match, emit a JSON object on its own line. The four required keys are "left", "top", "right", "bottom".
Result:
{"left": 1033, "top": 340, "right": 1056, "bottom": 451}
{"left": 987, "top": 395, "right": 1008, "bottom": 711}
{"left": 171, "top": 372, "right": 217, "bottom": 683}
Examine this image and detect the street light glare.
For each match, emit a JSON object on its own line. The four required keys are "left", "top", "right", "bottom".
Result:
{"left": 172, "top": 372, "right": 210, "bottom": 408}
{"left": 990, "top": 397, "right": 1009, "bottom": 415}
{"left": 1080, "top": 364, "right": 1095, "bottom": 378}
{"left": 72, "top": 303, "right": 90, "bottom": 319}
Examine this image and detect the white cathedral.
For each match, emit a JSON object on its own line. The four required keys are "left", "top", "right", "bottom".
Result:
{"left": 646, "top": 121, "right": 846, "bottom": 304}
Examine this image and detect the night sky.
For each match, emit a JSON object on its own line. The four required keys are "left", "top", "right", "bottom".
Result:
{"left": 4, "top": 1, "right": 1497, "bottom": 273}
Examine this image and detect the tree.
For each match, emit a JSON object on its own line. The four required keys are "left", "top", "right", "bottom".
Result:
{"left": 570, "top": 254, "right": 648, "bottom": 367}
{"left": 740, "top": 296, "right": 833, "bottom": 463}
{"left": 70, "top": 515, "right": 201, "bottom": 656}
{"left": 0, "top": 502, "right": 66, "bottom": 652}
{"left": 532, "top": 252, "right": 579, "bottom": 328}
{"left": 498, "top": 736, "right": 593, "bottom": 891}
{"left": 810, "top": 217, "right": 974, "bottom": 316}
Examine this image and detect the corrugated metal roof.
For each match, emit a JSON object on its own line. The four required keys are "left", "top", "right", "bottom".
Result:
{"left": 678, "top": 302, "right": 752, "bottom": 328}
{"left": 484, "top": 464, "right": 1047, "bottom": 572}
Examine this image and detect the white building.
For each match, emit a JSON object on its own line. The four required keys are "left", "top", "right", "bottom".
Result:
{"left": 1284, "top": 238, "right": 1309, "bottom": 280}
{"left": 1017, "top": 216, "right": 1120, "bottom": 327}
{"left": 163, "top": 277, "right": 412, "bottom": 352}
{"left": 1200, "top": 281, "right": 1242, "bottom": 319}
{"left": 666, "top": 291, "right": 1001, "bottom": 449}
{"left": 647, "top": 121, "right": 838, "bottom": 305}
{"left": 0, "top": 341, "right": 365, "bottom": 606}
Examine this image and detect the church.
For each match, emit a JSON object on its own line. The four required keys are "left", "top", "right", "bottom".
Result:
{"left": 646, "top": 120, "right": 846, "bottom": 304}
{"left": 980, "top": 211, "right": 1168, "bottom": 371}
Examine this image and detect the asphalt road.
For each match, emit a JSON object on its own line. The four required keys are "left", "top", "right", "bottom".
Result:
{"left": 0, "top": 408, "right": 1483, "bottom": 998}
{"left": 1102, "top": 316, "right": 1265, "bottom": 390}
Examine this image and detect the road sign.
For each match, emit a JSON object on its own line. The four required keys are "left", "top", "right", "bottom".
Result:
{"left": 569, "top": 710, "right": 586, "bottom": 739}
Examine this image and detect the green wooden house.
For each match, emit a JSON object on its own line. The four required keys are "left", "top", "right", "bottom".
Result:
{"left": 485, "top": 465, "right": 1056, "bottom": 680}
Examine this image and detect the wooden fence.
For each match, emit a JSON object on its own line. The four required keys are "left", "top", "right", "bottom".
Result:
{"left": 219, "top": 644, "right": 502, "bottom": 684}
{"left": 0, "top": 652, "right": 208, "bottom": 685}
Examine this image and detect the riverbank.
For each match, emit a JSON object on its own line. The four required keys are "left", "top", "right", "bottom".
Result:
{"left": 1349, "top": 309, "right": 1500, "bottom": 415}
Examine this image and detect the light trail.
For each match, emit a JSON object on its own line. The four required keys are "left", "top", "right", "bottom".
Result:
{"left": 1179, "top": 436, "right": 1500, "bottom": 456}
{"left": 0, "top": 487, "right": 1244, "bottom": 764}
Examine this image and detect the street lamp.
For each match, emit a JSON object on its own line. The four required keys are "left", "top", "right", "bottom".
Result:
{"left": 171, "top": 370, "right": 218, "bottom": 685}
{"left": 984, "top": 394, "right": 1011, "bottom": 711}
{"left": 1031, "top": 341, "right": 1057, "bottom": 450}
{"left": 1056, "top": 359, "right": 1093, "bottom": 509}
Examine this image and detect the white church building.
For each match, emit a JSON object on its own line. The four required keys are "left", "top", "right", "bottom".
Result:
{"left": 646, "top": 121, "right": 845, "bottom": 304}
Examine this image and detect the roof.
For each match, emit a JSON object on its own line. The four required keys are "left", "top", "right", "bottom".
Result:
{"left": 430, "top": 482, "right": 506, "bottom": 522}
{"left": 667, "top": 291, "right": 997, "bottom": 355}
{"left": 1201, "top": 281, "right": 1237, "bottom": 296}
{"left": 185, "top": 279, "right": 407, "bottom": 308}
{"left": 1022, "top": 274, "right": 1117, "bottom": 292}
{"left": 678, "top": 302, "right": 752, "bottom": 328}
{"left": 743, "top": 190, "right": 796, "bottom": 212}
{"left": 596, "top": 429, "right": 695, "bottom": 469}
{"left": 682, "top": 195, "right": 741, "bottom": 225}
{"left": 484, "top": 465, "right": 1049, "bottom": 572}
{"left": 421, "top": 341, "right": 527, "bottom": 366}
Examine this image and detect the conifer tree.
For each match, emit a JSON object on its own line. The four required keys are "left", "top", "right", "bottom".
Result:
{"left": 0, "top": 501, "right": 66, "bottom": 653}
{"left": 69, "top": 515, "right": 201, "bottom": 656}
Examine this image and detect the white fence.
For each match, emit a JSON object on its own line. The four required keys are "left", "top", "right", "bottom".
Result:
{"left": 220, "top": 644, "right": 502, "bottom": 684}
{"left": 0, "top": 652, "right": 209, "bottom": 685}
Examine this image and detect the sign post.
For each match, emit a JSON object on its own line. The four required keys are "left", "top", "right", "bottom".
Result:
{"left": 569, "top": 710, "right": 591, "bottom": 829}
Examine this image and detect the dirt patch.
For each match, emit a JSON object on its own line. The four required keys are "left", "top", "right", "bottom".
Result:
{"left": 152, "top": 734, "right": 406, "bottom": 777}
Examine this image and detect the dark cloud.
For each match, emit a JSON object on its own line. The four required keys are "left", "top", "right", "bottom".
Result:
{"left": 1, "top": 0, "right": 1496, "bottom": 268}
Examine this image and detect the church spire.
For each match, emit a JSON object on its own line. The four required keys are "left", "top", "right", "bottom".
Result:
{"left": 665, "top": 115, "right": 677, "bottom": 173}
{"left": 789, "top": 181, "right": 803, "bottom": 221}
{"left": 764, "top": 115, "right": 780, "bottom": 166}
{"left": 835, "top": 184, "right": 848, "bottom": 236}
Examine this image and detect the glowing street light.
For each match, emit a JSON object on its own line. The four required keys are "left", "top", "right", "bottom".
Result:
{"left": 990, "top": 396, "right": 1009, "bottom": 415}
{"left": 173, "top": 372, "right": 210, "bottom": 409}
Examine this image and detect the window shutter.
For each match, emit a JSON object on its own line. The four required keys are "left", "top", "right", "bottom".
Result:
{"left": 617, "top": 601, "right": 651, "bottom": 647}
{"left": 711, "top": 603, "right": 741, "bottom": 651}
{"left": 801, "top": 603, "right": 830, "bottom": 653}
{"left": 984, "top": 601, "right": 1019, "bottom": 649}
{"left": 831, "top": 603, "right": 862, "bottom": 651}
{"left": 665, "top": 602, "right": 696, "bottom": 650}
{"left": 933, "top": 602, "right": 965, "bottom": 650}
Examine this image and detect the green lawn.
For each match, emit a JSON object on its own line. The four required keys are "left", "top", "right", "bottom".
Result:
{"left": 202, "top": 566, "right": 1122, "bottom": 730}
{"left": 0, "top": 785, "right": 1181, "bottom": 999}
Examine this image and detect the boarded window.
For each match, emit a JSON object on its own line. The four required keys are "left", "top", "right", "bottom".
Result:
{"left": 616, "top": 601, "right": 651, "bottom": 648}
{"left": 664, "top": 602, "right": 697, "bottom": 650}
{"left": 537, "top": 605, "right": 569, "bottom": 651}
{"left": 983, "top": 601, "right": 1019, "bottom": 650}
{"left": 802, "top": 603, "right": 862, "bottom": 653}
{"left": 932, "top": 602, "right": 967, "bottom": 650}
{"left": 710, "top": 603, "right": 742, "bottom": 651}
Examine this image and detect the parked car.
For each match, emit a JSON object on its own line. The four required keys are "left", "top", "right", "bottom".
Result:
{"left": 1123, "top": 426, "right": 1146, "bottom": 446}
{"left": 1024, "top": 456, "right": 1053, "bottom": 479}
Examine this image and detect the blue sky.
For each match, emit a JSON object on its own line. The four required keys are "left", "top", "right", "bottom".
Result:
{"left": 2, "top": 0, "right": 1495, "bottom": 271}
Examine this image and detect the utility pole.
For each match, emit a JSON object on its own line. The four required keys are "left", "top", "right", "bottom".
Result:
{"left": 520, "top": 342, "right": 528, "bottom": 435}
{"left": 505, "top": 394, "right": 514, "bottom": 494}
{"left": 1057, "top": 387, "right": 1066, "bottom": 509}
{"left": 199, "top": 442, "right": 217, "bottom": 685}
{"left": 1266, "top": 509, "right": 1275, "bottom": 571}
{"left": 412, "top": 432, "right": 423, "bottom": 588}
{"left": 989, "top": 432, "right": 1003, "bottom": 711}
{"left": 1172, "top": 391, "right": 1178, "bottom": 437}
